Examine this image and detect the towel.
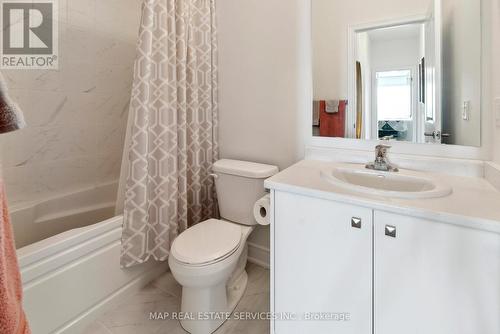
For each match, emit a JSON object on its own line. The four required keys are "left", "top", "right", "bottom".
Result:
{"left": 312, "top": 101, "right": 320, "bottom": 126}
{"left": 0, "top": 180, "right": 31, "bottom": 334}
{"left": 0, "top": 73, "right": 25, "bottom": 134}
{"left": 319, "top": 100, "right": 347, "bottom": 138}
{"left": 325, "top": 100, "right": 339, "bottom": 114}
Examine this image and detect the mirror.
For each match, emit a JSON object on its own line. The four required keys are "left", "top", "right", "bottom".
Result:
{"left": 312, "top": 0, "right": 482, "bottom": 147}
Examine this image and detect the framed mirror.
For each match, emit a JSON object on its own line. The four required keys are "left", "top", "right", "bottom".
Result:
{"left": 312, "top": 0, "right": 482, "bottom": 147}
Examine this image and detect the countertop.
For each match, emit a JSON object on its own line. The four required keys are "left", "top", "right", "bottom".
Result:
{"left": 264, "top": 160, "right": 500, "bottom": 234}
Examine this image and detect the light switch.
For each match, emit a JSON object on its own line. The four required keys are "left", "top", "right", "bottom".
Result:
{"left": 462, "top": 101, "right": 471, "bottom": 121}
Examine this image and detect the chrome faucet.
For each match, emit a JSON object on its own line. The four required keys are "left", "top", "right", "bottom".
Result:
{"left": 366, "top": 145, "right": 399, "bottom": 172}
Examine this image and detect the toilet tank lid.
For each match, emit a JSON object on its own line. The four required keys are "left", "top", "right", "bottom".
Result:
{"left": 213, "top": 159, "right": 279, "bottom": 178}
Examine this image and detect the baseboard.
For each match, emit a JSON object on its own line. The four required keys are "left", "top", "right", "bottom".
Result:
{"left": 55, "top": 263, "right": 167, "bottom": 334}
{"left": 247, "top": 242, "right": 270, "bottom": 269}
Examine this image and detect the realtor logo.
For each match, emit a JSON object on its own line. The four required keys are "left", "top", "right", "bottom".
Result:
{"left": 1, "top": 0, "right": 58, "bottom": 69}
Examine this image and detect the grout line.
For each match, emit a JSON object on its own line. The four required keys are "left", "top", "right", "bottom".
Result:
{"left": 152, "top": 283, "right": 182, "bottom": 299}
{"left": 97, "top": 321, "right": 113, "bottom": 334}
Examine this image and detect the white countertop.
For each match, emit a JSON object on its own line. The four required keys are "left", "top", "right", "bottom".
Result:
{"left": 265, "top": 160, "right": 500, "bottom": 234}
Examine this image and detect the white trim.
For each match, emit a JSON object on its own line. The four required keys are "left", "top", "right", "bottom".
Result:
{"left": 269, "top": 190, "right": 276, "bottom": 334}
{"left": 247, "top": 241, "right": 270, "bottom": 269}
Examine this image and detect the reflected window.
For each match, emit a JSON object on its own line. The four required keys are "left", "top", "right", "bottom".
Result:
{"left": 376, "top": 70, "right": 412, "bottom": 120}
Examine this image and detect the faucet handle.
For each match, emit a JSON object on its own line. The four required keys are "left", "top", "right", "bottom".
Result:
{"left": 375, "top": 144, "right": 391, "bottom": 158}
{"left": 367, "top": 144, "right": 399, "bottom": 172}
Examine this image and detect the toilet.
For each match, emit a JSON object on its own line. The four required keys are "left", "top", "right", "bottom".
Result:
{"left": 168, "top": 159, "right": 279, "bottom": 334}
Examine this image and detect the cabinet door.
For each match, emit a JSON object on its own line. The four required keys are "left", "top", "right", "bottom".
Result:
{"left": 374, "top": 211, "right": 500, "bottom": 334}
{"left": 273, "top": 191, "right": 372, "bottom": 334}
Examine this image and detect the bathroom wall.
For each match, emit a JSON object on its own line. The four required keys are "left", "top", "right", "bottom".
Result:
{"left": 0, "top": 0, "right": 142, "bottom": 207}
{"left": 441, "top": 0, "right": 482, "bottom": 147}
{"left": 217, "top": 0, "right": 310, "bottom": 258}
{"left": 493, "top": 0, "right": 500, "bottom": 164}
{"left": 313, "top": 0, "right": 430, "bottom": 100}
{"left": 369, "top": 35, "right": 421, "bottom": 71}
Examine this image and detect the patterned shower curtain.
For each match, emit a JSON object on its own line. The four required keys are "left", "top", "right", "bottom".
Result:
{"left": 120, "top": 0, "right": 219, "bottom": 268}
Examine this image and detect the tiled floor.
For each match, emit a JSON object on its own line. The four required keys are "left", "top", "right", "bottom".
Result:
{"left": 83, "top": 263, "right": 270, "bottom": 334}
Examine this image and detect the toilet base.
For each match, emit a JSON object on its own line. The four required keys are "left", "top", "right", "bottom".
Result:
{"left": 179, "top": 246, "right": 249, "bottom": 334}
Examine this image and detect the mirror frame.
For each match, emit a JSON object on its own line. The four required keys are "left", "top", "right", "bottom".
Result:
{"left": 306, "top": 0, "right": 492, "bottom": 161}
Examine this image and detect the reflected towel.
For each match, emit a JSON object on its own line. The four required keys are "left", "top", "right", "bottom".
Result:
{"left": 0, "top": 74, "right": 25, "bottom": 134}
{"left": 313, "top": 101, "right": 320, "bottom": 126}
{"left": 0, "top": 180, "right": 31, "bottom": 334}
{"left": 325, "top": 100, "right": 339, "bottom": 114}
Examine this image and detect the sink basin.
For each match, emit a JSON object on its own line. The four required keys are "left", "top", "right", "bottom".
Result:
{"left": 320, "top": 165, "right": 452, "bottom": 199}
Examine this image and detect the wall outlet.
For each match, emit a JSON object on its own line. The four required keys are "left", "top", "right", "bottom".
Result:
{"left": 496, "top": 98, "right": 500, "bottom": 127}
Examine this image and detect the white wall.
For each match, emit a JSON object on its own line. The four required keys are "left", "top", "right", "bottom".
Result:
{"left": 493, "top": 0, "right": 500, "bottom": 164}
{"left": 369, "top": 36, "right": 421, "bottom": 70}
{"left": 312, "top": 0, "right": 430, "bottom": 100}
{"left": 1, "top": 0, "right": 142, "bottom": 207}
{"left": 441, "top": 0, "right": 482, "bottom": 146}
{"left": 217, "top": 0, "right": 310, "bottom": 253}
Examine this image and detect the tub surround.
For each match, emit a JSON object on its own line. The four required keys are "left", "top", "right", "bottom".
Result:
{"left": 1, "top": 0, "right": 143, "bottom": 208}
{"left": 266, "top": 159, "right": 500, "bottom": 233}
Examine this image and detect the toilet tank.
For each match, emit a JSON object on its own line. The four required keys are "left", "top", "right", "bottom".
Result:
{"left": 212, "top": 159, "right": 279, "bottom": 226}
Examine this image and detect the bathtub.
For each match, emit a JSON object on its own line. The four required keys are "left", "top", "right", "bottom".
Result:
{"left": 11, "top": 182, "right": 118, "bottom": 249}
{"left": 14, "top": 184, "right": 165, "bottom": 334}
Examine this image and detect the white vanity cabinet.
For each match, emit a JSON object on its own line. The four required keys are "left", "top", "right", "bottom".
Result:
{"left": 273, "top": 191, "right": 373, "bottom": 334}
{"left": 374, "top": 211, "right": 500, "bottom": 334}
{"left": 272, "top": 190, "right": 500, "bottom": 334}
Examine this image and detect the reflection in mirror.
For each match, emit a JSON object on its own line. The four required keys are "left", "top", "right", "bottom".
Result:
{"left": 312, "top": 0, "right": 482, "bottom": 147}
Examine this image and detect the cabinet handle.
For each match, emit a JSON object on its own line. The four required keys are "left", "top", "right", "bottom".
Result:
{"left": 351, "top": 217, "right": 362, "bottom": 229}
{"left": 385, "top": 225, "right": 397, "bottom": 238}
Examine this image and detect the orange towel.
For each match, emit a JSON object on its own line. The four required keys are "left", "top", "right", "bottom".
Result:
{"left": 0, "top": 181, "right": 30, "bottom": 334}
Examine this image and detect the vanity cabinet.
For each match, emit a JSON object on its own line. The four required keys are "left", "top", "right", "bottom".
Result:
{"left": 374, "top": 211, "right": 500, "bottom": 334}
{"left": 273, "top": 191, "right": 373, "bottom": 334}
{"left": 272, "top": 191, "right": 500, "bottom": 334}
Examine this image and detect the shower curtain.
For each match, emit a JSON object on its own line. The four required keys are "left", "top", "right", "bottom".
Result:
{"left": 119, "top": 0, "right": 219, "bottom": 268}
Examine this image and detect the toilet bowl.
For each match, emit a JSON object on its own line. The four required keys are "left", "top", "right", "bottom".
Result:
{"left": 168, "top": 159, "right": 278, "bottom": 334}
{"left": 168, "top": 220, "right": 254, "bottom": 334}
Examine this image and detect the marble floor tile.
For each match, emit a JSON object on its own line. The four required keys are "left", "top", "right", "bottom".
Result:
{"left": 214, "top": 292, "right": 271, "bottom": 334}
{"left": 152, "top": 270, "right": 183, "bottom": 298}
{"left": 84, "top": 263, "right": 270, "bottom": 334}
{"left": 82, "top": 321, "right": 112, "bottom": 334}
{"left": 99, "top": 285, "right": 181, "bottom": 334}
{"left": 245, "top": 263, "right": 270, "bottom": 296}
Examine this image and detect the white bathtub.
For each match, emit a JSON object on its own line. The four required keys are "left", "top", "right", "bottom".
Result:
{"left": 14, "top": 185, "right": 165, "bottom": 334}
{"left": 11, "top": 182, "right": 118, "bottom": 249}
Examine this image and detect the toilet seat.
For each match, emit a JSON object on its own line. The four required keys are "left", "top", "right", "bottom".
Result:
{"left": 171, "top": 219, "right": 242, "bottom": 266}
